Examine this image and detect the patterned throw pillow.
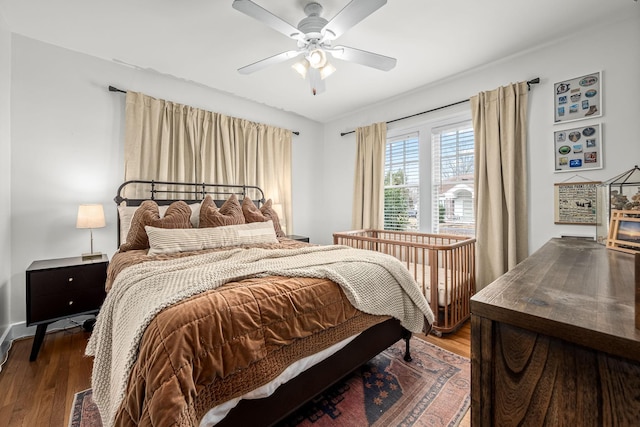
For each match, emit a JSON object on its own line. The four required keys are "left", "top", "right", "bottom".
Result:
{"left": 119, "top": 200, "right": 192, "bottom": 252}
{"left": 199, "top": 194, "right": 245, "bottom": 228}
{"left": 241, "top": 197, "right": 285, "bottom": 238}
{"left": 241, "top": 197, "right": 266, "bottom": 223}
{"left": 260, "top": 199, "right": 285, "bottom": 238}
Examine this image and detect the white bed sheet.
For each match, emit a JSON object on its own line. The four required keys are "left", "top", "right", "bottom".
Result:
{"left": 199, "top": 333, "right": 359, "bottom": 426}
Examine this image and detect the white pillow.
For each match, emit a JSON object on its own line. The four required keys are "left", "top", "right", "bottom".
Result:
{"left": 189, "top": 202, "right": 202, "bottom": 228}
{"left": 145, "top": 220, "right": 278, "bottom": 256}
{"left": 118, "top": 202, "right": 201, "bottom": 243}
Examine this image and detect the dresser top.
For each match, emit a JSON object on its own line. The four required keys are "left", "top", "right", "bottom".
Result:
{"left": 471, "top": 238, "right": 640, "bottom": 361}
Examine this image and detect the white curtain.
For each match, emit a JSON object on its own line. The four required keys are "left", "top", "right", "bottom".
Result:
{"left": 124, "top": 91, "right": 293, "bottom": 233}
{"left": 470, "top": 81, "right": 529, "bottom": 290}
{"left": 352, "top": 122, "right": 387, "bottom": 230}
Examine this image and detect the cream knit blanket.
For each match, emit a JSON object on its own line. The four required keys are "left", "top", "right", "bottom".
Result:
{"left": 85, "top": 245, "right": 434, "bottom": 427}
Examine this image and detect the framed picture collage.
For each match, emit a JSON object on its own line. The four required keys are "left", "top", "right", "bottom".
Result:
{"left": 553, "top": 71, "right": 602, "bottom": 173}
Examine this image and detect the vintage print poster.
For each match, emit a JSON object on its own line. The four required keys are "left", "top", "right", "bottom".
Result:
{"left": 554, "top": 181, "right": 600, "bottom": 225}
{"left": 554, "top": 123, "right": 602, "bottom": 172}
{"left": 554, "top": 71, "right": 602, "bottom": 123}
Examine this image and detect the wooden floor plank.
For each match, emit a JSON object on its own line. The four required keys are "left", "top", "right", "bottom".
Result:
{"left": 0, "top": 321, "right": 471, "bottom": 426}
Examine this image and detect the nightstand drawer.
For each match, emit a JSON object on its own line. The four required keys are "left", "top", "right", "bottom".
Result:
{"left": 29, "top": 286, "right": 105, "bottom": 324}
{"left": 28, "top": 263, "right": 106, "bottom": 297}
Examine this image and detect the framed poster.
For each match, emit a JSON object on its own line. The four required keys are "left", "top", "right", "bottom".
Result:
{"left": 554, "top": 181, "right": 600, "bottom": 225}
{"left": 554, "top": 71, "right": 602, "bottom": 123}
{"left": 554, "top": 123, "right": 602, "bottom": 172}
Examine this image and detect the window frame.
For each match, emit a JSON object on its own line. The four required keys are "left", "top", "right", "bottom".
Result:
{"left": 384, "top": 109, "right": 473, "bottom": 234}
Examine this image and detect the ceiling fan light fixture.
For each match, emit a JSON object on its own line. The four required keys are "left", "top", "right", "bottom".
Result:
{"left": 319, "top": 62, "right": 336, "bottom": 80}
{"left": 292, "top": 59, "right": 309, "bottom": 78}
{"left": 307, "top": 48, "right": 327, "bottom": 68}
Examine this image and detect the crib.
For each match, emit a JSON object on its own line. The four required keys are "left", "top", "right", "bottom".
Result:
{"left": 333, "top": 229, "right": 476, "bottom": 335}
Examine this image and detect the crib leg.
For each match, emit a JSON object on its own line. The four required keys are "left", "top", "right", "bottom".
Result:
{"left": 401, "top": 329, "right": 412, "bottom": 362}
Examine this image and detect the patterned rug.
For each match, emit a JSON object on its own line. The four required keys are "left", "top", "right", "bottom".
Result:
{"left": 70, "top": 338, "right": 470, "bottom": 427}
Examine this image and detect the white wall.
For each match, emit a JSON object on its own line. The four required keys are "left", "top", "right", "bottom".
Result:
{"left": 0, "top": 11, "right": 11, "bottom": 342}
{"left": 319, "top": 13, "right": 640, "bottom": 254}
{"left": 8, "top": 35, "right": 323, "bottom": 325}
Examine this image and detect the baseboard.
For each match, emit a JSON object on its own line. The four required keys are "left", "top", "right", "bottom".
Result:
{"left": 0, "top": 322, "right": 31, "bottom": 372}
{"left": 0, "top": 315, "right": 95, "bottom": 371}
{"left": 0, "top": 323, "right": 12, "bottom": 371}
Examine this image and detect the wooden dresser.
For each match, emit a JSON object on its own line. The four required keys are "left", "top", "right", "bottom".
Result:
{"left": 470, "top": 238, "right": 640, "bottom": 426}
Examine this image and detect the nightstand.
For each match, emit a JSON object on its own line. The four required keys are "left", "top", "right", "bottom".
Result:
{"left": 285, "top": 235, "right": 310, "bottom": 243}
{"left": 26, "top": 254, "right": 108, "bottom": 361}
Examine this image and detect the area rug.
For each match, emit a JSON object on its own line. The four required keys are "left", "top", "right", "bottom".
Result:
{"left": 70, "top": 338, "right": 470, "bottom": 427}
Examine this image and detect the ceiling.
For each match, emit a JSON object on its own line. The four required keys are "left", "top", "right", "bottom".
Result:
{"left": 0, "top": 0, "right": 636, "bottom": 123}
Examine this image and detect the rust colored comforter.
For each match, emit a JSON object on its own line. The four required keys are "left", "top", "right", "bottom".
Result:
{"left": 104, "top": 239, "right": 387, "bottom": 426}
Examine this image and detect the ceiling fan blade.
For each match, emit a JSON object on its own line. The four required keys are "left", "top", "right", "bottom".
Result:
{"left": 232, "top": 0, "right": 304, "bottom": 41}
{"left": 238, "top": 50, "right": 302, "bottom": 74}
{"left": 322, "top": 0, "right": 387, "bottom": 40}
{"left": 329, "top": 45, "right": 397, "bottom": 71}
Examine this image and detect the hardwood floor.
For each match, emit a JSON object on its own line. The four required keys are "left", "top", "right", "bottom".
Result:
{"left": 0, "top": 321, "right": 471, "bottom": 426}
{"left": 0, "top": 326, "right": 94, "bottom": 427}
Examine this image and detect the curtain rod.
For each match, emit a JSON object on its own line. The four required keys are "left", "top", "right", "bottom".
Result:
{"left": 108, "top": 85, "right": 300, "bottom": 136}
{"left": 340, "top": 77, "right": 540, "bottom": 137}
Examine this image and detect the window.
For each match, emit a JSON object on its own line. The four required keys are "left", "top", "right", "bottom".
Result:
{"left": 384, "top": 133, "right": 419, "bottom": 231}
{"left": 431, "top": 121, "right": 475, "bottom": 236}
{"left": 383, "top": 113, "right": 475, "bottom": 236}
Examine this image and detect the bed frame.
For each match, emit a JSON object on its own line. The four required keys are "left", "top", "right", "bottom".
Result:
{"left": 113, "top": 180, "right": 413, "bottom": 426}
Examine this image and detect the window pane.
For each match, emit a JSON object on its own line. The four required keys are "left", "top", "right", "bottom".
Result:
{"left": 432, "top": 122, "right": 475, "bottom": 237}
{"left": 384, "top": 133, "right": 419, "bottom": 231}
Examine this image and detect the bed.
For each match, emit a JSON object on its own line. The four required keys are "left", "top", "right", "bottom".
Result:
{"left": 333, "top": 229, "right": 476, "bottom": 335}
{"left": 86, "top": 180, "right": 435, "bottom": 427}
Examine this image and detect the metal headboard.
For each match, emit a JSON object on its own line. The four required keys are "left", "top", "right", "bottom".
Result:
{"left": 114, "top": 180, "right": 266, "bottom": 206}
{"left": 114, "top": 180, "right": 267, "bottom": 246}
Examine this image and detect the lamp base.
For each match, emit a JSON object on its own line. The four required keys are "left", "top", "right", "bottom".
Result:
{"left": 81, "top": 252, "right": 103, "bottom": 261}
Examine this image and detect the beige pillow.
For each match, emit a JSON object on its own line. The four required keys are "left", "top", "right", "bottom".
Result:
{"left": 119, "top": 200, "right": 192, "bottom": 252}
{"left": 145, "top": 221, "right": 278, "bottom": 256}
{"left": 200, "top": 194, "right": 245, "bottom": 228}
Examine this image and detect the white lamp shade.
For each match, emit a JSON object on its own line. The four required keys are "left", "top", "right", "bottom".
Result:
{"left": 307, "top": 49, "right": 327, "bottom": 68}
{"left": 320, "top": 63, "right": 336, "bottom": 80}
{"left": 292, "top": 59, "right": 309, "bottom": 78}
{"left": 76, "top": 204, "right": 106, "bottom": 229}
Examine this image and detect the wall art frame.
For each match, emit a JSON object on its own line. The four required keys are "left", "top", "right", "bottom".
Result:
{"left": 554, "top": 71, "right": 602, "bottom": 124}
{"left": 554, "top": 181, "right": 600, "bottom": 225}
{"left": 554, "top": 123, "right": 602, "bottom": 172}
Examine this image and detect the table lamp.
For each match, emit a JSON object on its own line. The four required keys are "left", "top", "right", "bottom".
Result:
{"left": 76, "top": 204, "right": 106, "bottom": 260}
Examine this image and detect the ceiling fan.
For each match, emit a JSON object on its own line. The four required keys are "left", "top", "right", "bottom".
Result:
{"left": 232, "top": 0, "right": 397, "bottom": 95}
